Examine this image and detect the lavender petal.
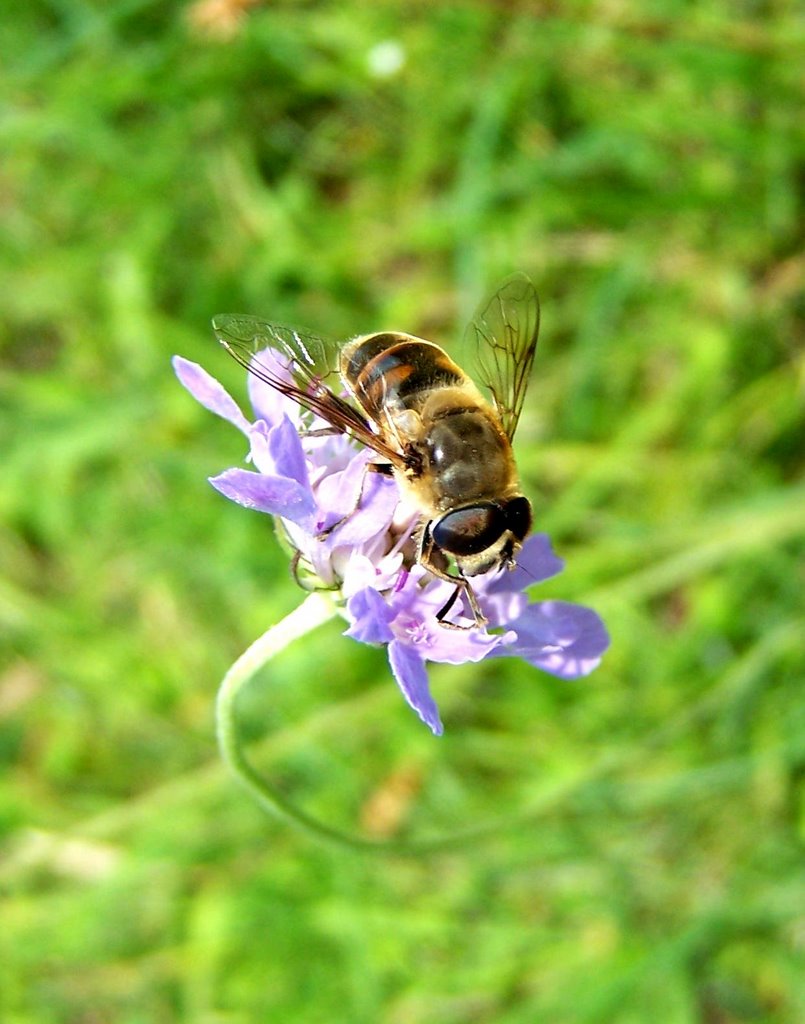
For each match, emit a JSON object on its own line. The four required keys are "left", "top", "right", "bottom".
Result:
{"left": 268, "top": 415, "right": 310, "bottom": 488}
{"left": 248, "top": 420, "right": 274, "bottom": 475}
{"left": 475, "top": 587, "right": 528, "bottom": 629}
{"left": 209, "top": 468, "right": 316, "bottom": 527}
{"left": 418, "top": 620, "right": 512, "bottom": 665}
{"left": 497, "top": 600, "right": 610, "bottom": 678}
{"left": 388, "top": 640, "right": 444, "bottom": 736}
{"left": 246, "top": 349, "right": 297, "bottom": 427}
{"left": 340, "top": 553, "right": 405, "bottom": 600}
{"left": 172, "top": 357, "right": 251, "bottom": 434}
{"left": 484, "top": 533, "right": 565, "bottom": 598}
{"left": 344, "top": 587, "right": 395, "bottom": 645}
{"left": 318, "top": 470, "right": 398, "bottom": 548}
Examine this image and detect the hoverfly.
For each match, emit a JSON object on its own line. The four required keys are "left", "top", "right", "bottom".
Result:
{"left": 212, "top": 273, "right": 540, "bottom": 628}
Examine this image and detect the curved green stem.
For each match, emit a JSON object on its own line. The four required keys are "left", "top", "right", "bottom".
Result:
{"left": 217, "top": 592, "right": 550, "bottom": 855}
{"left": 217, "top": 593, "right": 449, "bottom": 853}
{"left": 216, "top": 593, "right": 348, "bottom": 842}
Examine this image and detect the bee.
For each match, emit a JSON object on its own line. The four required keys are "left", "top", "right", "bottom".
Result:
{"left": 212, "top": 273, "right": 540, "bottom": 628}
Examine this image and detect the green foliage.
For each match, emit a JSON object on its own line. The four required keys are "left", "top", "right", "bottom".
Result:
{"left": 1, "top": 1, "right": 802, "bottom": 1021}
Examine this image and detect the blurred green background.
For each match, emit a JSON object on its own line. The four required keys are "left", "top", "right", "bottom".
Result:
{"left": 2, "top": 1, "right": 803, "bottom": 1021}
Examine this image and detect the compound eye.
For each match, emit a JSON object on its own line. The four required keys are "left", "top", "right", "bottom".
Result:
{"left": 502, "top": 496, "right": 532, "bottom": 541}
{"left": 431, "top": 503, "right": 506, "bottom": 557}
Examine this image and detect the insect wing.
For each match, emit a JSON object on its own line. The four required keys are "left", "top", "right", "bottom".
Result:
{"left": 464, "top": 273, "right": 540, "bottom": 440}
{"left": 212, "top": 314, "right": 339, "bottom": 390}
{"left": 211, "top": 315, "right": 405, "bottom": 466}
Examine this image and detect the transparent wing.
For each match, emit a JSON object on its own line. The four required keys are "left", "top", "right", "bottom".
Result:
{"left": 211, "top": 314, "right": 406, "bottom": 467}
{"left": 464, "top": 273, "right": 540, "bottom": 441}
{"left": 212, "top": 314, "right": 340, "bottom": 387}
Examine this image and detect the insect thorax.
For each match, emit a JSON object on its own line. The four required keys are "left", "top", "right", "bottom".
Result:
{"left": 420, "top": 404, "right": 516, "bottom": 508}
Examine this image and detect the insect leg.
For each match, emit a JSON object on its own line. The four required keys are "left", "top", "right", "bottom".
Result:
{"left": 434, "top": 578, "right": 487, "bottom": 630}
{"left": 418, "top": 523, "right": 488, "bottom": 630}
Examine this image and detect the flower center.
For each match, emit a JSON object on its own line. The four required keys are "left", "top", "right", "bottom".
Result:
{"left": 402, "top": 618, "right": 431, "bottom": 647}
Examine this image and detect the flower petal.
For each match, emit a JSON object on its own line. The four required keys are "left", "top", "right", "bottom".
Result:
{"left": 474, "top": 585, "right": 527, "bottom": 630}
{"left": 497, "top": 600, "right": 610, "bottom": 678}
{"left": 340, "top": 552, "right": 404, "bottom": 599}
{"left": 313, "top": 453, "right": 392, "bottom": 534}
{"left": 473, "top": 533, "right": 567, "bottom": 627}
{"left": 247, "top": 420, "right": 274, "bottom": 475}
{"left": 388, "top": 640, "right": 443, "bottom": 736}
{"left": 485, "top": 533, "right": 565, "bottom": 597}
{"left": 209, "top": 468, "right": 316, "bottom": 527}
{"left": 319, "top": 472, "right": 398, "bottom": 548}
{"left": 246, "top": 349, "right": 298, "bottom": 427}
{"left": 421, "top": 623, "right": 513, "bottom": 665}
{"left": 172, "top": 356, "right": 251, "bottom": 434}
{"left": 268, "top": 415, "right": 310, "bottom": 487}
{"left": 344, "top": 586, "right": 395, "bottom": 644}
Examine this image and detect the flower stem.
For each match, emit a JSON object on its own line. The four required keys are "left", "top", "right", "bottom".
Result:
{"left": 216, "top": 593, "right": 351, "bottom": 841}
{"left": 216, "top": 591, "right": 538, "bottom": 855}
{"left": 215, "top": 592, "right": 441, "bottom": 853}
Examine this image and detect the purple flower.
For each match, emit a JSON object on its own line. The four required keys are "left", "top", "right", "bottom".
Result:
{"left": 173, "top": 353, "right": 609, "bottom": 735}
